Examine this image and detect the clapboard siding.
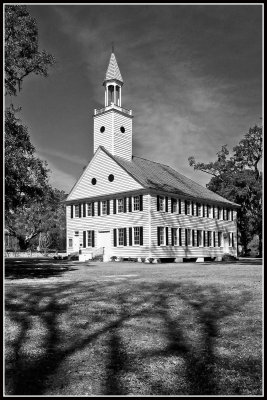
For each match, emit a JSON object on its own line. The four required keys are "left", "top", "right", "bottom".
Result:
{"left": 150, "top": 194, "right": 237, "bottom": 258}
{"left": 67, "top": 194, "right": 150, "bottom": 257}
{"left": 93, "top": 111, "right": 114, "bottom": 154}
{"left": 67, "top": 147, "right": 143, "bottom": 201}
{"left": 114, "top": 112, "right": 132, "bottom": 161}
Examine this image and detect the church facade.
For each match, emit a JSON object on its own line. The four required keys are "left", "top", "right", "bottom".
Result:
{"left": 65, "top": 52, "right": 239, "bottom": 262}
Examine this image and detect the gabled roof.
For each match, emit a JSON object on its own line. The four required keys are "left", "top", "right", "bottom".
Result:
{"left": 99, "top": 146, "right": 239, "bottom": 207}
{"left": 105, "top": 52, "right": 123, "bottom": 83}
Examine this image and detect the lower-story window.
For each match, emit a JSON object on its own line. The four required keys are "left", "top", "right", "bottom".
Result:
{"left": 118, "top": 228, "right": 124, "bottom": 246}
{"left": 197, "top": 230, "right": 202, "bottom": 247}
{"left": 157, "top": 227, "right": 165, "bottom": 245}
{"left": 185, "top": 228, "right": 192, "bottom": 246}
{"left": 218, "top": 231, "right": 222, "bottom": 247}
{"left": 87, "top": 230, "right": 93, "bottom": 247}
{"left": 68, "top": 238, "right": 73, "bottom": 247}
{"left": 134, "top": 227, "right": 140, "bottom": 245}
{"left": 172, "top": 228, "right": 178, "bottom": 246}
{"left": 207, "top": 231, "right": 212, "bottom": 247}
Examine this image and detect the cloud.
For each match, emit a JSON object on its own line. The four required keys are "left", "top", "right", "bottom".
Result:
{"left": 37, "top": 147, "right": 88, "bottom": 166}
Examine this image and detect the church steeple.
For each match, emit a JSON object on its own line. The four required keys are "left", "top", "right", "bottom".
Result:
{"left": 93, "top": 50, "right": 133, "bottom": 161}
{"left": 103, "top": 52, "right": 123, "bottom": 107}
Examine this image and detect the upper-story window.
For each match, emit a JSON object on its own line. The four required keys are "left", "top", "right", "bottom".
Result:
{"left": 159, "top": 196, "right": 164, "bottom": 211}
{"left": 118, "top": 198, "right": 124, "bottom": 213}
{"left": 75, "top": 205, "right": 79, "bottom": 218}
{"left": 208, "top": 205, "right": 213, "bottom": 218}
{"left": 196, "top": 203, "right": 202, "bottom": 217}
{"left": 133, "top": 196, "right": 140, "bottom": 211}
{"left": 87, "top": 202, "right": 93, "bottom": 216}
{"left": 102, "top": 201, "right": 107, "bottom": 215}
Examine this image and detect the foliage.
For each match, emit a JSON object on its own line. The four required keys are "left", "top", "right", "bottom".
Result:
{"left": 5, "top": 105, "right": 50, "bottom": 214}
{"left": 188, "top": 125, "right": 262, "bottom": 256}
{"left": 5, "top": 5, "right": 55, "bottom": 96}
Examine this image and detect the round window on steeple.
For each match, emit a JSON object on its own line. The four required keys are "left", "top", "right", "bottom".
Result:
{"left": 91, "top": 178, "right": 97, "bottom": 185}
{"left": 100, "top": 126, "right": 105, "bottom": 133}
{"left": 120, "top": 126, "right": 125, "bottom": 133}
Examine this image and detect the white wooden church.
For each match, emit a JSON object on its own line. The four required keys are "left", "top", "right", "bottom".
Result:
{"left": 65, "top": 51, "right": 239, "bottom": 262}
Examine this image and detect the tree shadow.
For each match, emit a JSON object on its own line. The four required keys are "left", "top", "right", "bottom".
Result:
{"left": 5, "top": 278, "right": 259, "bottom": 395}
{"left": 5, "top": 258, "right": 78, "bottom": 279}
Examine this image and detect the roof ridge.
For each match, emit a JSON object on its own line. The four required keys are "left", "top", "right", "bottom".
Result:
{"left": 132, "top": 154, "right": 171, "bottom": 168}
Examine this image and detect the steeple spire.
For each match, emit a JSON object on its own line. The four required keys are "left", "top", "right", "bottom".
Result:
{"left": 104, "top": 51, "right": 123, "bottom": 84}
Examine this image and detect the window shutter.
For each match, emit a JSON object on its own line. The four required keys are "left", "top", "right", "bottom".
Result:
{"left": 124, "top": 197, "right": 127, "bottom": 213}
{"left": 92, "top": 202, "right": 95, "bottom": 216}
{"left": 124, "top": 227, "right": 127, "bottom": 246}
{"left": 213, "top": 206, "right": 215, "bottom": 218}
{"left": 213, "top": 231, "right": 216, "bottom": 247}
{"left": 197, "top": 230, "right": 199, "bottom": 247}
{"left": 196, "top": 203, "right": 199, "bottom": 217}
{"left": 113, "top": 229, "right": 117, "bottom": 247}
{"left": 83, "top": 231, "right": 86, "bottom": 248}
{"left": 98, "top": 201, "right": 101, "bottom": 216}
{"left": 192, "top": 229, "right": 195, "bottom": 246}
{"left": 92, "top": 231, "right": 95, "bottom": 248}
{"left": 79, "top": 204, "right": 82, "bottom": 218}
{"left": 171, "top": 198, "right": 174, "bottom": 213}
{"left": 107, "top": 199, "right": 110, "bottom": 215}
{"left": 203, "top": 231, "right": 206, "bottom": 247}
{"left": 140, "top": 227, "right": 143, "bottom": 245}
{"left": 179, "top": 199, "right": 181, "bottom": 214}
{"left": 71, "top": 205, "right": 73, "bottom": 218}
{"left": 179, "top": 228, "right": 182, "bottom": 246}
{"left": 223, "top": 208, "right": 225, "bottom": 220}
{"left": 185, "top": 200, "right": 187, "bottom": 215}
{"left": 113, "top": 199, "right": 116, "bottom": 214}
{"left": 129, "top": 227, "right": 132, "bottom": 246}
{"left": 185, "top": 229, "right": 188, "bottom": 246}
{"left": 171, "top": 228, "right": 174, "bottom": 246}
{"left": 166, "top": 227, "right": 169, "bottom": 245}
{"left": 139, "top": 195, "right": 143, "bottom": 211}
{"left": 157, "top": 227, "right": 161, "bottom": 246}
{"left": 192, "top": 202, "right": 194, "bottom": 216}
{"left": 165, "top": 197, "right": 168, "bottom": 212}
{"left": 157, "top": 195, "right": 160, "bottom": 211}
{"left": 83, "top": 203, "right": 86, "bottom": 217}
{"left": 128, "top": 197, "right": 132, "bottom": 212}
{"left": 231, "top": 209, "right": 234, "bottom": 221}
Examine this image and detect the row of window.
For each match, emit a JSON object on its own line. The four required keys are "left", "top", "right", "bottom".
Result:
{"left": 157, "top": 195, "right": 234, "bottom": 221}
{"left": 70, "top": 195, "right": 143, "bottom": 218}
{"left": 69, "top": 227, "right": 234, "bottom": 249}
{"left": 70, "top": 195, "right": 234, "bottom": 220}
{"left": 157, "top": 227, "right": 235, "bottom": 248}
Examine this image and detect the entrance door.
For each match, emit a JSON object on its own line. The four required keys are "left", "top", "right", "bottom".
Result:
{"left": 73, "top": 235, "right": 80, "bottom": 252}
{"left": 98, "top": 230, "right": 111, "bottom": 262}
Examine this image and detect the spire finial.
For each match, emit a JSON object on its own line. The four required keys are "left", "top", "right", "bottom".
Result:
{"left": 112, "top": 42, "right": 114, "bottom": 53}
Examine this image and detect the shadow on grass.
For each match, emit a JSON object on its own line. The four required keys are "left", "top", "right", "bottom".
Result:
{"left": 5, "top": 258, "right": 78, "bottom": 279}
{"left": 5, "top": 279, "right": 261, "bottom": 396}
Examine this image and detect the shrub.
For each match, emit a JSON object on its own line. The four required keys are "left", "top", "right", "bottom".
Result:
{"left": 222, "top": 253, "right": 237, "bottom": 262}
{"left": 110, "top": 256, "right": 117, "bottom": 262}
{"left": 148, "top": 257, "right": 154, "bottom": 264}
{"left": 141, "top": 257, "right": 146, "bottom": 263}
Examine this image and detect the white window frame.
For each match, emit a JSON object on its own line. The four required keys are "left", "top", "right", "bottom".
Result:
{"left": 102, "top": 200, "right": 107, "bottom": 215}
{"left": 133, "top": 196, "right": 140, "bottom": 211}
{"left": 197, "top": 203, "right": 202, "bottom": 217}
{"left": 218, "top": 231, "right": 223, "bottom": 247}
{"left": 172, "top": 199, "right": 178, "bottom": 213}
{"left": 159, "top": 196, "right": 164, "bottom": 212}
{"left": 87, "top": 202, "right": 93, "bottom": 216}
{"left": 207, "top": 231, "right": 212, "bottom": 247}
{"left": 118, "top": 198, "right": 124, "bottom": 213}
{"left": 87, "top": 230, "right": 93, "bottom": 247}
{"left": 134, "top": 227, "right": 140, "bottom": 245}
{"left": 173, "top": 228, "right": 178, "bottom": 246}
{"left": 68, "top": 238, "right": 73, "bottom": 247}
{"left": 185, "top": 228, "right": 192, "bottom": 246}
{"left": 118, "top": 228, "right": 124, "bottom": 246}
{"left": 186, "top": 201, "right": 191, "bottom": 215}
{"left": 159, "top": 227, "right": 165, "bottom": 245}
{"left": 208, "top": 205, "right": 213, "bottom": 218}
{"left": 75, "top": 205, "right": 79, "bottom": 218}
{"left": 197, "top": 230, "right": 203, "bottom": 247}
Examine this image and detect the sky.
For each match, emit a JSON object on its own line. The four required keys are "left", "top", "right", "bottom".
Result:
{"left": 6, "top": 4, "right": 262, "bottom": 193}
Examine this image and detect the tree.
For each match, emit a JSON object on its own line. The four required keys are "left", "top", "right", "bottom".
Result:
{"left": 6, "top": 188, "right": 67, "bottom": 251}
{"left": 188, "top": 125, "right": 262, "bottom": 256}
{"left": 5, "top": 105, "right": 50, "bottom": 215}
{"left": 5, "top": 5, "right": 55, "bottom": 96}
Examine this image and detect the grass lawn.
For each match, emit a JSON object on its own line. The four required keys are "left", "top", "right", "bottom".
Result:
{"left": 5, "top": 258, "right": 262, "bottom": 395}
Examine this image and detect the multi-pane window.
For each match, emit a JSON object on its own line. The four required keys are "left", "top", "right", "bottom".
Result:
{"left": 197, "top": 203, "right": 202, "bottom": 217}
{"left": 185, "top": 228, "right": 192, "bottom": 246}
{"left": 172, "top": 199, "right": 178, "bottom": 213}
{"left": 191, "top": 202, "right": 195, "bottom": 216}
{"left": 75, "top": 205, "right": 79, "bottom": 217}
{"left": 87, "top": 230, "right": 93, "bottom": 247}
{"left": 197, "top": 230, "right": 203, "bottom": 247}
{"left": 230, "top": 232, "right": 235, "bottom": 247}
{"left": 218, "top": 231, "right": 222, "bottom": 247}
{"left": 208, "top": 205, "right": 213, "bottom": 218}
{"left": 202, "top": 204, "right": 206, "bottom": 217}
{"left": 159, "top": 227, "right": 164, "bottom": 245}
{"left": 133, "top": 196, "right": 140, "bottom": 211}
{"left": 173, "top": 228, "right": 178, "bottom": 245}
{"left": 207, "top": 231, "right": 212, "bottom": 247}
{"left": 102, "top": 201, "right": 107, "bottom": 215}
{"left": 186, "top": 201, "right": 191, "bottom": 215}
{"left": 69, "top": 238, "right": 73, "bottom": 247}
{"left": 75, "top": 231, "right": 79, "bottom": 236}
{"left": 134, "top": 227, "right": 140, "bottom": 245}
{"left": 118, "top": 199, "right": 124, "bottom": 213}
{"left": 87, "top": 202, "right": 93, "bottom": 216}
{"left": 118, "top": 228, "right": 124, "bottom": 246}
{"left": 159, "top": 196, "right": 164, "bottom": 211}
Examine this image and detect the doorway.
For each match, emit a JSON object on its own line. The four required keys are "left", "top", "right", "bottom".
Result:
{"left": 98, "top": 230, "right": 112, "bottom": 262}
